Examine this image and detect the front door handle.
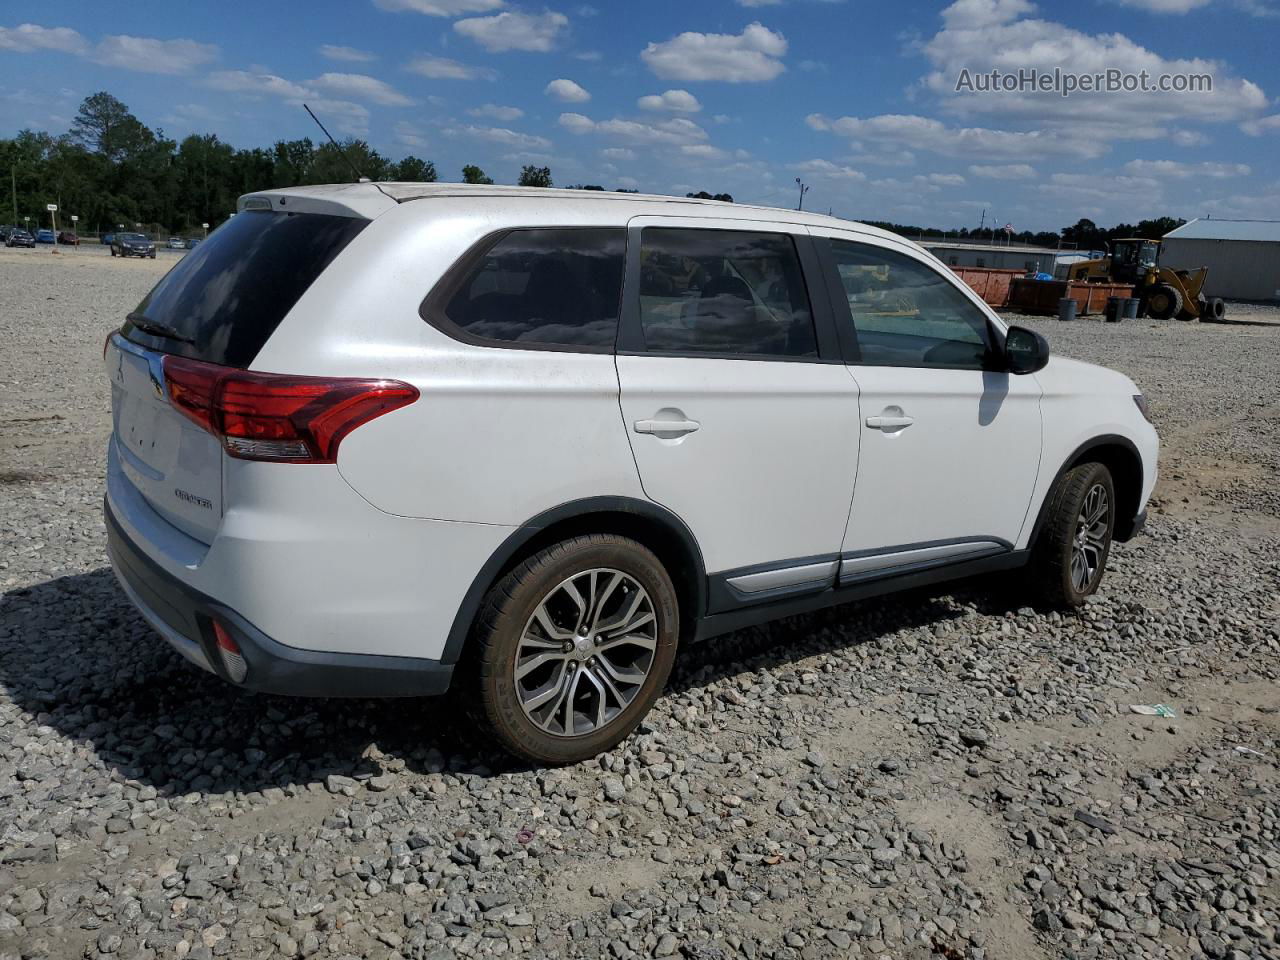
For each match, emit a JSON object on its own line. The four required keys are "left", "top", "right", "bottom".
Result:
{"left": 866, "top": 415, "right": 914, "bottom": 430}
{"left": 634, "top": 418, "right": 700, "bottom": 436}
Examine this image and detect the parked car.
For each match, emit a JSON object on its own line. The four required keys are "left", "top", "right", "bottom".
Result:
{"left": 57, "top": 230, "right": 79, "bottom": 246}
{"left": 111, "top": 232, "right": 156, "bottom": 259}
{"left": 6, "top": 229, "right": 35, "bottom": 248}
{"left": 167, "top": 237, "right": 185, "bottom": 250}
{"left": 186, "top": 237, "right": 202, "bottom": 249}
{"left": 103, "top": 183, "right": 1159, "bottom": 763}
{"left": 35, "top": 228, "right": 55, "bottom": 244}
{"left": 102, "top": 233, "right": 115, "bottom": 247}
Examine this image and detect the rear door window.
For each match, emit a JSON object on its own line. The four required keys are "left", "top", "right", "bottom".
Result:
{"left": 637, "top": 228, "right": 817, "bottom": 358}
{"left": 124, "top": 210, "right": 368, "bottom": 368}
{"left": 438, "top": 228, "right": 625, "bottom": 350}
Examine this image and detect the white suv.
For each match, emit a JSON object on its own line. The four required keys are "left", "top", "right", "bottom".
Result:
{"left": 104, "top": 183, "right": 1158, "bottom": 763}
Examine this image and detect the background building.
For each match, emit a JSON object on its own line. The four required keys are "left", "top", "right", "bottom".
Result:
{"left": 921, "top": 241, "right": 1060, "bottom": 275}
{"left": 1162, "top": 218, "right": 1280, "bottom": 301}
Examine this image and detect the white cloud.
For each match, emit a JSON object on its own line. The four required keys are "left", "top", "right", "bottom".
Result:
{"left": 394, "top": 120, "right": 427, "bottom": 148}
{"left": 641, "top": 22, "right": 786, "bottom": 83}
{"left": 449, "top": 124, "right": 551, "bottom": 149}
{"left": 455, "top": 11, "right": 568, "bottom": 52}
{"left": 680, "top": 144, "right": 728, "bottom": 160}
{"left": 1242, "top": 113, "right": 1280, "bottom": 135}
{"left": 637, "top": 89, "right": 701, "bottom": 113}
{"left": 405, "top": 54, "right": 495, "bottom": 80}
{"left": 294, "top": 98, "right": 370, "bottom": 136}
{"left": 311, "top": 72, "right": 413, "bottom": 106}
{"left": 0, "top": 23, "right": 87, "bottom": 54}
{"left": 92, "top": 35, "right": 218, "bottom": 73}
{"left": 1171, "top": 128, "right": 1208, "bottom": 146}
{"left": 927, "top": 172, "right": 966, "bottom": 186}
{"left": 206, "top": 70, "right": 312, "bottom": 99}
{"left": 1123, "top": 158, "right": 1251, "bottom": 178}
{"left": 319, "top": 44, "right": 376, "bottom": 62}
{"left": 737, "top": 0, "right": 782, "bottom": 5}
{"left": 559, "top": 112, "right": 710, "bottom": 145}
{"left": 469, "top": 103, "right": 523, "bottom": 120}
{"left": 806, "top": 112, "right": 1105, "bottom": 159}
{"left": 1115, "top": 0, "right": 1211, "bottom": 11}
{"left": 374, "top": 0, "right": 505, "bottom": 13}
{"left": 922, "top": 0, "right": 1267, "bottom": 133}
{"left": 969, "top": 162, "right": 1036, "bottom": 178}
{"left": 793, "top": 159, "right": 866, "bottom": 181}
{"left": 600, "top": 147, "right": 636, "bottom": 161}
{"left": 545, "top": 78, "right": 590, "bottom": 102}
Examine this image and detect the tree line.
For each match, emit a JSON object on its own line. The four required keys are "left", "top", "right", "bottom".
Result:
{"left": 0, "top": 92, "right": 636, "bottom": 234}
{"left": 3, "top": 92, "right": 1185, "bottom": 243}
{"left": 863, "top": 216, "right": 1186, "bottom": 250}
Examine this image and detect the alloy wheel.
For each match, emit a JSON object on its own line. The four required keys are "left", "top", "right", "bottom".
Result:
{"left": 1070, "top": 483, "right": 1110, "bottom": 593}
{"left": 514, "top": 568, "right": 657, "bottom": 737}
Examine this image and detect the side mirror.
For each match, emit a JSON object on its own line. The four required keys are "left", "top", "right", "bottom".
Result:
{"left": 1004, "top": 325, "right": 1049, "bottom": 374}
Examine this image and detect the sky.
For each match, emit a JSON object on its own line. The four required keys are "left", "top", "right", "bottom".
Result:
{"left": 1, "top": 0, "right": 1278, "bottom": 232}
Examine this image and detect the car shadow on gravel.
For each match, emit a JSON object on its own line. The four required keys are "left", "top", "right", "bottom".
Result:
{"left": 1, "top": 566, "right": 1005, "bottom": 793}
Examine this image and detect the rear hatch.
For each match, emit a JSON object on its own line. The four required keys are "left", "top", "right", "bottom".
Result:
{"left": 107, "top": 209, "right": 369, "bottom": 544}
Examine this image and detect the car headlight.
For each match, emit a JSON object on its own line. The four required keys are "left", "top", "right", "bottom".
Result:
{"left": 1133, "top": 395, "right": 1152, "bottom": 423}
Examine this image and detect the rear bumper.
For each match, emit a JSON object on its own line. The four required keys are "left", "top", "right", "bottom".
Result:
{"left": 105, "top": 498, "right": 454, "bottom": 698}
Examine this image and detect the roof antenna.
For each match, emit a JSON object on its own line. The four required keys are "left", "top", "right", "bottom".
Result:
{"left": 303, "top": 103, "right": 369, "bottom": 183}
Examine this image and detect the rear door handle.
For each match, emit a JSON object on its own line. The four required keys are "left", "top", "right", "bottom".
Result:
{"left": 634, "top": 418, "right": 700, "bottom": 436}
{"left": 866, "top": 415, "right": 914, "bottom": 430}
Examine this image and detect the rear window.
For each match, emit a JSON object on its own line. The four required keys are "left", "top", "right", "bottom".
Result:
{"left": 124, "top": 210, "right": 367, "bottom": 367}
{"left": 437, "top": 228, "right": 624, "bottom": 350}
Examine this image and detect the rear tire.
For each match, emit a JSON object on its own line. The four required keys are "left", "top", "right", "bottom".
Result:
{"left": 1026, "top": 462, "right": 1116, "bottom": 609}
{"left": 1207, "top": 297, "right": 1226, "bottom": 322}
{"left": 1145, "top": 283, "right": 1183, "bottom": 321}
{"left": 473, "top": 534, "right": 679, "bottom": 764}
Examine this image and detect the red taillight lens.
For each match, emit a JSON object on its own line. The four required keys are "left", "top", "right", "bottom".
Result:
{"left": 211, "top": 621, "right": 248, "bottom": 683}
{"left": 161, "top": 355, "right": 418, "bottom": 464}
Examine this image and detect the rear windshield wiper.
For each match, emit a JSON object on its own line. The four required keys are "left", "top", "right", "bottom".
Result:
{"left": 126, "top": 314, "right": 196, "bottom": 344}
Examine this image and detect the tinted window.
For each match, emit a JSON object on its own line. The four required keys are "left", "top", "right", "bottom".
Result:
{"left": 638, "top": 228, "right": 816, "bottom": 357}
{"left": 442, "top": 228, "right": 624, "bottom": 349}
{"left": 125, "top": 210, "right": 367, "bottom": 368}
{"left": 829, "top": 239, "right": 993, "bottom": 369}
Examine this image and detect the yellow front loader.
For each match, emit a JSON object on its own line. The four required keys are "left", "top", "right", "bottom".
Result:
{"left": 1065, "top": 238, "right": 1225, "bottom": 321}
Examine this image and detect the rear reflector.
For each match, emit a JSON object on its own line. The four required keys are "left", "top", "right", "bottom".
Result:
{"left": 211, "top": 621, "right": 248, "bottom": 683}
{"left": 162, "top": 355, "right": 418, "bottom": 464}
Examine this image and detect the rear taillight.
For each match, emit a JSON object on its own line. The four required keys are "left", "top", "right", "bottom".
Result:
{"left": 162, "top": 355, "right": 418, "bottom": 464}
{"left": 211, "top": 621, "right": 247, "bottom": 683}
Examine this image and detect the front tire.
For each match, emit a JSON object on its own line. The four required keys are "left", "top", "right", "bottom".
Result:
{"left": 1146, "top": 283, "right": 1183, "bottom": 321}
{"left": 1027, "top": 462, "right": 1116, "bottom": 608}
{"left": 473, "top": 534, "right": 679, "bottom": 764}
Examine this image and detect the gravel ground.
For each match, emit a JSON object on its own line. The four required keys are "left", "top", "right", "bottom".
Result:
{"left": 1, "top": 245, "right": 1278, "bottom": 960}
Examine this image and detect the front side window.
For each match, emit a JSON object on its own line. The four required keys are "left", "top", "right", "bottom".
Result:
{"left": 828, "top": 239, "right": 994, "bottom": 370}
{"left": 637, "top": 228, "right": 817, "bottom": 358}
{"left": 442, "top": 228, "right": 624, "bottom": 349}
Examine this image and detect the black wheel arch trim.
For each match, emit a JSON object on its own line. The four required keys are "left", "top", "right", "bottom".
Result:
{"left": 1027, "top": 434, "right": 1145, "bottom": 546}
{"left": 441, "top": 496, "right": 707, "bottom": 664}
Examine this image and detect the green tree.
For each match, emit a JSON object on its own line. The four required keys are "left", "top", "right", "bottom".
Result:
{"left": 271, "top": 138, "right": 315, "bottom": 187}
{"left": 308, "top": 139, "right": 390, "bottom": 184}
{"left": 71, "top": 92, "right": 153, "bottom": 162}
{"left": 517, "top": 164, "right": 552, "bottom": 187}
{"left": 462, "top": 164, "right": 493, "bottom": 185}
{"left": 394, "top": 156, "right": 437, "bottom": 182}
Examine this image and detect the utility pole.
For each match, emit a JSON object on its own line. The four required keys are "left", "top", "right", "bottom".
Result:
{"left": 795, "top": 177, "right": 809, "bottom": 211}
{"left": 10, "top": 165, "right": 16, "bottom": 224}
{"left": 979, "top": 208, "right": 986, "bottom": 233}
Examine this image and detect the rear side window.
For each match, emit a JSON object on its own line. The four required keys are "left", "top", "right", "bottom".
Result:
{"left": 125, "top": 210, "right": 367, "bottom": 368}
{"left": 637, "top": 228, "right": 816, "bottom": 358}
{"left": 828, "top": 239, "right": 993, "bottom": 370}
{"left": 441, "top": 228, "right": 624, "bottom": 349}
